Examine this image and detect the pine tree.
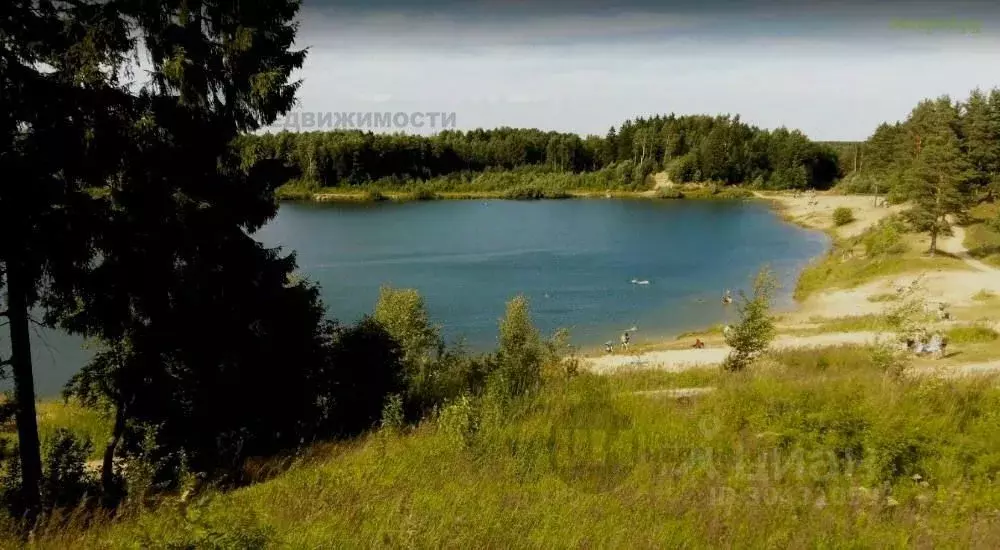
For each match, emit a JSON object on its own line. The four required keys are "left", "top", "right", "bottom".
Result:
{"left": 902, "top": 98, "right": 972, "bottom": 256}
{"left": 960, "top": 89, "right": 1000, "bottom": 199}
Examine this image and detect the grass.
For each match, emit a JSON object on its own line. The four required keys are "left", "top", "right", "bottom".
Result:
{"left": 866, "top": 293, "right": 900, "bottom": 303}
{"left": 1, "top": 400, "right": 111, "bottom": 462}
{"left": 945, "top": 325, "right": 999, "bottom": 345}
{"left": 964, "top": 207, "right": 1000, "bottom": 268}
{"left": 809, "top": 314, "right": 897, "bottom": 333}
{"left": 973, "top": 289, "right": 997, "bottom": 302}
{"left": 11, "top": 345, "right": 1000, "bottom": 548}
{"left": 795, "top": 217, "right": 969, "bottom": 300}
{"left": 795, "top": 253, "right": 963, "bottom": 301}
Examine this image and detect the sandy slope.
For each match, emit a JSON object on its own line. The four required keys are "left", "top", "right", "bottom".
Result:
{"left": 758, "top": 192, "right": 905, "bottom": 239}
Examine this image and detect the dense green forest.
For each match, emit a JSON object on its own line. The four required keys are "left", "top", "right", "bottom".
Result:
{"left": 237, "top": 114, "right": 843, "bottom": 192}
{"left": 838, "top": 89, "right": 1000, "bottom": 202}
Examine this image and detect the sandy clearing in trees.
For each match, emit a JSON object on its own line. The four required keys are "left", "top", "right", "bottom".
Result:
{"left": 756, "top": 192, "right": 906, "bottom": 239}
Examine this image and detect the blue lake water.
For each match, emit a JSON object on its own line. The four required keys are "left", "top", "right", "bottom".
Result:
{"left": 6, "top": 199, "right": 829, "bottom": 396}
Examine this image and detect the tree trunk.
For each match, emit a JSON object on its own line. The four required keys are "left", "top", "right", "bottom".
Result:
{"left": 930, "top": 184, "right": 942, "bottom": 256}
{"left": 929, "top": 223, "right": 938, "bottom": 256}
{"left": 4, "top": 262, "right": 42, "bottom": 521}
{"left": 101, "top": 403, "right": 126, "bottom": 505}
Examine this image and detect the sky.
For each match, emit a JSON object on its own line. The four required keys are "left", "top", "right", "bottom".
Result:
{"left": 283, "top": 0, "right": 1000, "bottom": 141}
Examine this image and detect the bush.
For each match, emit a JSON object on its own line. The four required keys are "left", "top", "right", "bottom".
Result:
{"left": 364, "top": 189, "right": 388, "bottom": 202}
{"left": 723, "top": 267, "right": 778, "bottom": 371}
{"left": 860, "top": 217, "right": 907, "bottom": 257}
{"left": 324, "top": 318, "right": 407, "bottom": 436}
{"left": 655, "top": 188, "right": 684, "bottom": 199}
{"left": 1, "top": 429, "right": 99, "bottom": 519}
{"left": 494, "top": 295, "right": 546, "bottom": 397}
{"left": 972, "top": 289, "right": 996, "bottom": 301}
{"left": 410, "top": 189, "right": 439, "bottom": 201}
{"left": 832, "top": 207, "right": 855, "bottom": 226}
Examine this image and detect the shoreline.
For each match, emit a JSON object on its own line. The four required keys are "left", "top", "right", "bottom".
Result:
{"left": 582, "top": 191, "right": 1000, "bottom": 373}
{"left": 277, "top": 184, "right": 755, "bottom": 203}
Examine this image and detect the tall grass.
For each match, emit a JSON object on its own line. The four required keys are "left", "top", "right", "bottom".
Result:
{"left": 16, "top": 346, "right": 1000, "bottom": 548}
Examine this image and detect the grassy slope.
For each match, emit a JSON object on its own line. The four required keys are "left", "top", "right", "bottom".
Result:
{"left": 795, "top": 229, "right": 969, "bottom": 301}
{"left": 965, "top": 202, "right": 1000, "bottom": 268}
{"left": 22, "top": 348, "right": 1000, "bottom": 548}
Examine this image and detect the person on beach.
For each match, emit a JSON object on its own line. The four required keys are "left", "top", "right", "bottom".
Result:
{"left": 693, "top": 338, "right": 705, "bottom": 349}
{"left": 621, "top": 331, "right": 630, "bottom": 351}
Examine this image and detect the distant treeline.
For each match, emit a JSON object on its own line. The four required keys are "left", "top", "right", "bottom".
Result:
{"left": 237, "top": 114, "right": 843, "bottom": 192}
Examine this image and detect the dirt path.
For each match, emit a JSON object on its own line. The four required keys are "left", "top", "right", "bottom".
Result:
{"left": 938, "top": 225, "right": 999, "bottom": 274}
{"left": 584, "top": 331, "right": 881, "bottom": 374}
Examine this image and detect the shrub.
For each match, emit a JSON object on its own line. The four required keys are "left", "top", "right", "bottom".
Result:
{"left": 494, "top": 295, "right": 546, "bottom": 397}
{"left": 364, "top": 189, "right": 388, "bottom": 202}
{"left": 1, "top": 429, "right": 99, "bottom": 519}
{"left": 436, "top": 395, "right": 479, "bottom": 450}
{"left": 502, "top": 186, "right": 545, "bottom": 200}
{"left": 723, "top": 267, "right": 778, "bottom": 371}
{"left": 860, "top": 217, "right": 907, "bottom": 257}
{"left": 832, "top": 207, "right": 855, "bottom": 226}
{"left": 972, "top": 289, "right": 996, "bottom": 301}
{"left": 655, "top": 188, "right": 684, "bottom": 199}
{"left": 325, "top": 318, "right": 406, "bottom": 436}
{"left": 410, "top": 189, "right": 439, "bottom": 201}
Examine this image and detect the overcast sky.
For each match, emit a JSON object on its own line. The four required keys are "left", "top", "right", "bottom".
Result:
{"left": 284, "top": 0, "right": 1000, "bottom": 141}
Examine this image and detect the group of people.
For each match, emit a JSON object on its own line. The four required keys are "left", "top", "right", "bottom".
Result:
{"left": 604, "top": 331, "right": 631, "bottom": 353}
{"left": 903, "top": 330, "right": 948, "bottom": 359}
{"left": 603, "top": 289, "right": 734, "bottom": 354}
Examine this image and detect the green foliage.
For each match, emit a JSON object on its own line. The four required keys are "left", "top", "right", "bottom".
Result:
{"left": 869, "top": 339, "right": 907, "bottom": 379}
{"left": 1, "top": 429, "right": 98, "bottom": 518}
{"left": 380, "top": 394, "right": 405, "bottom": 434}
{"left": 723, "top": 267, "right": 778, "bottom": 371}
{"left": 502, "top": 186, "right": 571, "bottom": 200}
{"left": 364, "top": 189, "right": 388, "bottom": 202}
{"left": 832, "top": 206, "right": 855, "bottom": 226}
{"left": 654, "top": 188, "right": 684, "bottom": 199}
{"left": 860, "top": 216, "right": 908, "bottom": 257}
{"left": 22, "top": 351, "right": 1000, "bottom": 548}
{"left": 248, "top": 113, "right": 840, "bottom": 194}
{"left": 436, "top": 395, "right": 480, "bottom": 450}
{"left": 410, "top": 189, "right": 440, "bottom": 201}
{"left": 373, "top": 287, "right": 440, "bottom": 372}
{"left": 494, "top": 295, "right": 546, "bottom": 397}
{"left": 39, "top": 430, "right": 97, "bottom": 512}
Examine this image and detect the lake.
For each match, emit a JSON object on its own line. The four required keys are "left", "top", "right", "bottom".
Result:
{"left": 5, "top": 199, "right": 829, "bottom": 396}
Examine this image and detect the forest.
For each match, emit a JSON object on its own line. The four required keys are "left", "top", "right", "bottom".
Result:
{"left": 236, "top": 115, "right": 844, "bottom": 192}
